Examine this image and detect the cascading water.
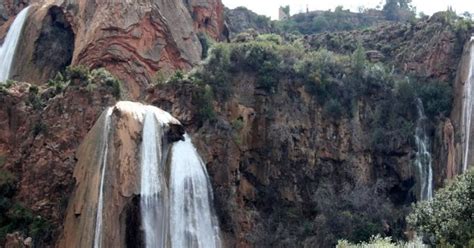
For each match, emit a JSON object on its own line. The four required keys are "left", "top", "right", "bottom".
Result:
{"left": 80, "top": 102, "right": 220, "bottom": 247}
{"left": 0, "top": 6, "right": 31, "bottom": 82}
{"left": 414, "top": 99, "right": 433, "bottom": 201}
{"left": 138, "top": 106, "right": 221, "bottom": 248}
{"left": 170, "top": 134, "right": 221, "bottom": 248}
{"left": 140, "top": 107, "right": 170, "bottom": 248}
{"left": 93, "top": 108, "right": 113, "bottom": 248}
{"left": 461, "top": 37, "right": 474, "bottom": 173}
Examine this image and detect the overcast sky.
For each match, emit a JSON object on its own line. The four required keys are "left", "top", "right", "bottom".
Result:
{"left": 222, "top": 0, "right": 474, "bottom": 20}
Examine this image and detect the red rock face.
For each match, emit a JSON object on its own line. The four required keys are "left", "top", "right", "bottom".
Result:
{"left": 68, "top": 0, "right": 202, "bottom": 98}
{"left": 1, "top": 0, "right": 225, "bottom": 98}
{"left": 0, "top": 81, "right": 118, "bottom": 237}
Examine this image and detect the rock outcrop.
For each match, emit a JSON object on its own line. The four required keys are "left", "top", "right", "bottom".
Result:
{"left": 0, "top": 78, "right": 119, "bottom": 245}
{"left": 9, "top": 4, "right": 74, "bottom": 84}
{"left": 1, "top": 0, "right": 226, "bottom": 98}
{"left": 307, "top": 15, "right": 470, "bottom": 81}
{"left": 225, "top": 7, "right": 272, "bottom": 39}
{"left": 58, "top": 101, "right": 183, "bottom": 248}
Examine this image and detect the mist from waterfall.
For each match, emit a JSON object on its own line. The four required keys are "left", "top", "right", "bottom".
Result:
{"left": 0, "top": 6, "right": 31, "bottom": 83}
{"left": 461, "top": 37, "right": 474, "bottom": 173}
{"left": 140, "top": 107, "right": 169, "bottom": 248}
{"left": 170, "top": 134, "right": 221, "bottom": 248}
{"left": 414, "top": 99, "right": 433, "bottom": 201}
{"left": 93, "top": 107, "right": 113, "bottom": 248}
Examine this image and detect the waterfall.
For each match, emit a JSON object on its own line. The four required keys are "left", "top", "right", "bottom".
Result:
{"left": 138, "top": 106, "right": 221, "bottom": 248}
{"left": 83, "top": 102, "right": 221, "bottom": 247}
{"left": 461, "top": 37, "right": 474, "bottom": 173}
{"left": 0, "top": 6, "right": 31, "bottom": 83}
{"left": 414, "top": 99, "right": 433, "bottom": 201}
{"left": 93, "top": 107, "right": 113, "bottom": 248}
{"left": 170, "top": 134, "right": 221, "bottom": 248}
{"left": 140, "top": 107, "right": 170, "bottom": 248}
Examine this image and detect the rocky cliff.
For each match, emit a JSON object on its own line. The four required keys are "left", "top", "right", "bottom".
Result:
{"left": 0, "top": 2, "right": 473, "bottom": 247}
{"left": 1, "top": 0, "right": 225, "bottom": 98}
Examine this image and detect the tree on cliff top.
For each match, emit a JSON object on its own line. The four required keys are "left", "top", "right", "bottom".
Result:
{"left": 383, "top": 0, "right": 416, "bottom": 21}
{"left": 407, "top": 169, "right": 474, "bottom": 246}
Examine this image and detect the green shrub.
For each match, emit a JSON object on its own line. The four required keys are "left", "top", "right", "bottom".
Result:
{"left": 255, "top": 34, "right": 283, "bottom": 45}
{"left": 47, "top": 72, "right": 69, "bottom": 94}
{"left": 28, "top": 86, "right": 43, "bottom": 110}
{"left": 324, "top": 99, "right": 344, "bottom": 120}
{"left": 294, "top": 49, "right": 353, "bottom": 109}
{"left": 197, "top": 43, "right": 232, "bottom": 100}
{"left": 407, "top": 169, "right": 474, "bottom": 246}
{"left": 66, "top": 65, "right": 89, "bottom": 81}
{"left": 337, "top": 235, "right": 426, "bottom": 248}
{"left": 416, "top": 81, "right": 452, "bottom": 119}
{"left": 351, "top": 43, "right": 367, "bottom": 78}
{"left": 90, "top": 68, "right": 122, "bottom": 98}
{"left": 193, "top": 84, "right": 216, "bottom": 123}
{"left": 312, "top": 15, "right": 329, "bottom": 32}
{"left": 395, "top": 79, "right": 417, "bottom": 116}
{"left": 0, "top": 203, "right": 52, "bottom": 245}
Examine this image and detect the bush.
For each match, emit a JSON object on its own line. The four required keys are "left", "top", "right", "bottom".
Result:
{"left": 28, "top": 85, "right": 43, "bottom": 110}
{"left": 295, "top": 49, "right": 347, "bottom": 101}
{"left": 193, "top": 84, "right": 216, "bottom": 124}
{"left": 255, "top": 34, "right": 283, "bottom": 45}
{"left": 0, "top": 203, "right": 52, "bottom": 245}
{"left": 56, "top": 66, "right": 122, "bottom": 98}
{"left": 47, "top": 72, "right": 69, "bottom": 94}
{"left": 324, "top": 99, "right": 344, "bottom": 120}
{"left": 337, "top": 235, "right": 426, "bottom": 248}
{"left": 197, "top": 43, "right": 232, "bottom": 100}
{"left": 416, "top": 81, "right": 452, "bottom": 119}
{"left": 407, "top": 169, "right": 474, "bottom": 246}
{"left": 66, "top": 65, "right": 89, "bottom": 81}
{"left": 90, "top": 68, "right": 122, "bottom": 98}
{"left": 351, "top": 43, "right": 367, "bottom": 78}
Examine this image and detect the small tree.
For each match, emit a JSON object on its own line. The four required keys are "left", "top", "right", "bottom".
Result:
{"left": 351, "top": 43, "right": 367, "bottom": 78}
{"left": 383, "top": 0, "right": 415, "bottom": 21}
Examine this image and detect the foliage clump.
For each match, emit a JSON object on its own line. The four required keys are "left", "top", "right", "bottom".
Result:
{"left": 0, "top": 169, "right": 52, "bottom": 246}
{"left": 407, "top": 169, "right": 474, "bottom": 247}
{"left": 337, "top": 235, "right": 426, "bottom": 248}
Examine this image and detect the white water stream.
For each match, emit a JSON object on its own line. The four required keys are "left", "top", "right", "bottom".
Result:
{"left": 170, "top": 134, "right": 222, "bottom": 248}
{"left": 414, "top": 99, "right": 433, "bottom": 201}
{"left": 93, "top": 108, "right": 113, "bottom": 248}
{"left": 461, "top": 37, "right": 474, "bottom": 173}
{"left": 0, "top": 6, "right": 31, "bottom": 82}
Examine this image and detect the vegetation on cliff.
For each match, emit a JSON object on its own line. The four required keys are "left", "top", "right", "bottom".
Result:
{"left": 154, "top": 32, "right": 455, "bottom": 245}
{"left": 0, "top": 169, "right": 52, "bottom": 246}
{"left": 408, "top": 169, "right": 474, "bottom": 246}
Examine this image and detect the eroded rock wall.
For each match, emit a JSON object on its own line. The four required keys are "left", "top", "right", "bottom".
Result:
{"left": 1, "top": 0, "right": 225, "bottom": 98}
{"left": 147, "top": 77, "right": 417, "bottom": 247}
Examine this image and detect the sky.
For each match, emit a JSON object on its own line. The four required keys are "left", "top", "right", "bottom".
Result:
{"left": 222, "top": 0, "right": 474, "bottom": 20}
